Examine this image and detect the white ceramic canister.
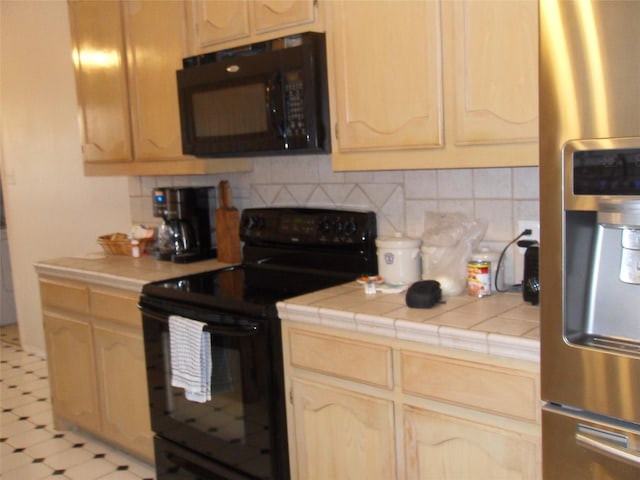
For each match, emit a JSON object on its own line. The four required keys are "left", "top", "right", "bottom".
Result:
{"left": 376, "top": 233, "right": 422, "bottom": 285}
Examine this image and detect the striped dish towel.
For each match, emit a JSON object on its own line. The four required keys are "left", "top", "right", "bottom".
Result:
{"left": 168, "top": 315, "right": 212, "bottom": 403}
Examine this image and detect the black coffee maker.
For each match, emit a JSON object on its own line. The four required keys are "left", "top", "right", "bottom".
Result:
{"left": 522, "top": 241, "right": 539, "bottom": 305}
{"left": 152, "top": 187, "right": 216, "bottom": 263}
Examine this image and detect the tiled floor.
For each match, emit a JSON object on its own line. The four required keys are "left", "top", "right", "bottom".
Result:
{"left": 1, "top": 327, "right": 157, "bottom": 480}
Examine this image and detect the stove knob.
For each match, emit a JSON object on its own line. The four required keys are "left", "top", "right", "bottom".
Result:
{"left": 319, "top": 219, "right": 332, "bottom": 234}
{"left": 332, "top": 221, "right": 344, "bottom": 234}
{"left": 244, "top": 215, "right": 264, "bottom": 230}
{"left": 254, "top": 216, "right": 266, "bottom": 230}
{"left": 243, "top": 216, "right": 255, "bottom": 229}
{"left": 343, "top": 220, "right": 357, "bottom": 236}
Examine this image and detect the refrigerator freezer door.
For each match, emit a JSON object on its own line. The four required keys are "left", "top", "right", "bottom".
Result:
{"left": 543, "top": 405, "right": 640, "bottom": 479}
{"left": 540, "top": 0, "right": 640, "bottom": 423}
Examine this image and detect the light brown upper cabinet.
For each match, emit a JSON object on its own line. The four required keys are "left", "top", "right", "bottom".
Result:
{"left": 187, "top": 0, "right": 323, "bottom": 54}
{"left": 68, "top": 0, "right": 251, "bottom": 176}
{"left": 327, "top": 0, "right": 539, "bottom": 171}
{"left": 328, "top": 0, "right": 443, "bottom": 153}
{"left": 449, "top": 0, "right": 538, "bottom": 146}
{"left": 69, "top": 0, "right": 132, "bottom": 165}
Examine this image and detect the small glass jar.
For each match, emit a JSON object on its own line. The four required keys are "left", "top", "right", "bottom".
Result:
{"left": 131, "top": 239, "right": 140, "bottom": 258}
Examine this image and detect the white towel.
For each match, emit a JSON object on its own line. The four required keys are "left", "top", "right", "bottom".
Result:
{"left": 168, "top": 315, "right": 212, "bottom": 403}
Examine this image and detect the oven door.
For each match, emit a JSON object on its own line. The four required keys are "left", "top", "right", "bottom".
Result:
{"left": 141, "top": 298, "right": 287, "bottom": 479}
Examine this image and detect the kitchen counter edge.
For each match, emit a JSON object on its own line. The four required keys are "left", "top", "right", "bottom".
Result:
{"left": 34, "top": 256, "right": 540, "bottom": 364}
{"left": 278, "top": 283, "right": 540, "bottom": 364}
{"left": 34, "top": 255, "right": 233, "bottom": 292}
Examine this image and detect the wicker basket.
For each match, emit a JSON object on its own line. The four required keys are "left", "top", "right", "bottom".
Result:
{"left": 98, "top": 233, "right": 153, "bottom": 256}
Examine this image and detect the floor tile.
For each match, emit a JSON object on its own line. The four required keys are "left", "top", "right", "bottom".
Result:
{"left": 0, "top": 460, "right": 53, "bottom": 479}
{"left": 5, "top": 427, "right": 53, "bottom": 449}
{"left": 0, "top": 338, "right": 157, "bottom": 480}
{"left": 12, "top": 397, "right": 51, "bottom": 417}
{"left": 1, "top": 417, "right": 37, "bottom": 437}
{"left": 24, "top": 435, "right": 73, "bottom": 458}
{"left": 64, "top": 457, "right": 122, "bottom": 479}
{"left": 0, "top": 449, "right": 34, "bottom": 473}
{"left": 43, "top": 446, "right": 95, "bottom": 470}
{"left": 26, "top": 409, "right": 55, "bottom": 427}
{"left": 99, "top": 470, "right": 144, "bottom": 480}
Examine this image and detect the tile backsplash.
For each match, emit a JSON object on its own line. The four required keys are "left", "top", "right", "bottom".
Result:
{"left": 128, "top": 154, "right": 539, "bottom": 285}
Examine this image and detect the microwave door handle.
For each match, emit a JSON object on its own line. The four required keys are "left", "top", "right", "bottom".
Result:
{"left": 268, "top": 73, "right": 286, "bottom": 139}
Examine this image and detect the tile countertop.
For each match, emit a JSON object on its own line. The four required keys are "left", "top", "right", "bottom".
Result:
{"left": 34, "top": 255, "right": 539, "bottom": 364}
{"left": 277, "top": 282, "right": 540, "bottom": 364}
{"left": 34, "top": 254, "right": 234, "bottom": 292}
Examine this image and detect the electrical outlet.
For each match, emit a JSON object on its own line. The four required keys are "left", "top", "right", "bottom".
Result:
{"left": 517, "top": 220, "right": 540, "bottom": 252}
{"left": 514, "top": 220, "right": 540, "bottom": 284}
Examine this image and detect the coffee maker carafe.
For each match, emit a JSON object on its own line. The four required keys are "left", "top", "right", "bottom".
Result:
{"left": 152, "top": 187, "right": 216, "bottom": 263}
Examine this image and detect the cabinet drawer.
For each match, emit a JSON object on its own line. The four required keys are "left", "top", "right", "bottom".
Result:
{"left": 90, "top": 287, "right": 141, "bottom": 328}
{"left": 289, "top": 328, "right": 393, "bottom": 389}
{"left": 40, "top": 278, "right": 90, "bottom": 314}
{"left": 401, "top": 351, "right": 539, "bottom": 423}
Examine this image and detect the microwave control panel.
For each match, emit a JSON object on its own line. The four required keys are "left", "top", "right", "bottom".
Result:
{"left": 284, "top": 70, "right": 306, "bottom": 139}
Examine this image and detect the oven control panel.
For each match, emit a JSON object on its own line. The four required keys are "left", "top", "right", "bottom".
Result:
{"left": 240, "top": 207, "right": 377, "bottom": 247}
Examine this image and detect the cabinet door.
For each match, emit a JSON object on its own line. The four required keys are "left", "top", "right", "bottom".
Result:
{"left": 190, "top": 0, "right": 251, "bottom": 49}
{"left": 68, "top": 0, "right": 132, "bottom": 163}
{"left": 124, "top": 0, "right": 189, "bottom": 161}
{"left": 43, "top": 313, "right": 101, "bottom": 434}
{"left": 291, "top": 379, "right": 396, "bottom": 480}
{"left": 448, "top": 0, "right": 538, "bottom": 145}
{"left": 403, "top": 405, "right": 540, "bottom": 480}
{"left": 329, "top": 0, "right": 443, "bottom": 152}
{"left": 93, "top": 324, "right": 154, "bottom": 462}
{"left": 252, "top": 0, "right": 316, "bottom": 34}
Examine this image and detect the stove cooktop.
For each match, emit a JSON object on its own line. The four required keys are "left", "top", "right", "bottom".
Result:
{"left": 141, "top": 263, "right": 354, "bottom": 317}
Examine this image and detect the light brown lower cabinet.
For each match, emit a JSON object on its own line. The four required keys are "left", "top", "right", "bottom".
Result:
{"left": 93, "top": 324, "right": 152, "bottom": 460}
{"left": 282, "top": 323, "right": 541, "bottom": 479}
{"left": 43, "top": 311, "right": 101, "bottom": 433}
{"left": 291, "top": 379, "right": 396, "bottom": 480}
{"left": 40, "top": 276, "right": 154, "bottom": 463}
{"left": 403, "top": 405, "right": 539, "bottom": 479}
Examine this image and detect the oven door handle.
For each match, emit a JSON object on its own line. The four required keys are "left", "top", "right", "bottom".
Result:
{"left": 203, "top": 323, "right": 258, "bottom": 336}
{"left": 141, "top": 303, "right": 260, "bottom": 337}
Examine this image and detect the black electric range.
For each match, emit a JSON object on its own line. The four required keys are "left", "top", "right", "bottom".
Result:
{"left": 140, "top": 207, "right": 377, "bottom": 480}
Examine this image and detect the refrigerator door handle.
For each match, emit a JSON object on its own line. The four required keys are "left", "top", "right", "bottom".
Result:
{"left": 576, "top": 424, "right": 640, "bottom": 468}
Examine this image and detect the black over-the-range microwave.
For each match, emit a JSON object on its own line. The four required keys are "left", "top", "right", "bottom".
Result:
{"left": 177, "top": 32, "right": 331, "bottom": 157}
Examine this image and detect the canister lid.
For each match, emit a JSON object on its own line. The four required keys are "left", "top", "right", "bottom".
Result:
{"left": 470, "top": 247, "right": 499, "bottom": 264}
{"left": 375, "top": 232, "right": 422, "bottom": 249}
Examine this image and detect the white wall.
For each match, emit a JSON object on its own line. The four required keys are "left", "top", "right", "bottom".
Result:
{"left": 0, "top": 0, "right": 131, "bottom": 354}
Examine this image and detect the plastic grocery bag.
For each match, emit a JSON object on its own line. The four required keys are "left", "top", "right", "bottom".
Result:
{"left": 421, "top": 212, "right": 487, "bottom": 296}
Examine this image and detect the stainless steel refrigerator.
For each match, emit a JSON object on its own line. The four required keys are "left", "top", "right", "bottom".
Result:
{"left": 540, "top": 0, "right": 640, "bottom": 477}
